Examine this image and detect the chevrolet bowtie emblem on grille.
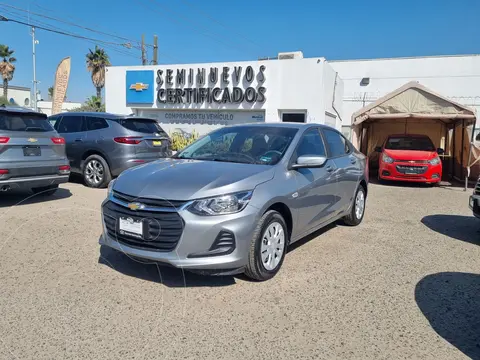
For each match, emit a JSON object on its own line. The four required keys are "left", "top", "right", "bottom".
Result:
{"left": 127, "top": 202, "right": 145, "bottom": 211}
{"left": 129, "top": 82, "right": 149, "bottom": 92}
{"left": 27, "top": 138, "right": 38, "bottom": 143}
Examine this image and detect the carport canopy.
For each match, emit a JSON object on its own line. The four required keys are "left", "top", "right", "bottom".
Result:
{"left": 350, "top": 81, "right": 478, "bottom": 183}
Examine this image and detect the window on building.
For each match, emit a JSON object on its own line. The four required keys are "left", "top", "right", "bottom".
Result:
{"left": 282, "top": 113, "right": 305, "bottom": 123}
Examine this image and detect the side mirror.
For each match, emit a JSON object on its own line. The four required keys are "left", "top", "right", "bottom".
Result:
{"left": 291, "top": 155, "right": 327, "bottom": 169}
{"left": 437, "top": 148, "right": 445, "bottom": 155}
{"left": 374, "top": 146, "right": 382, "bottom": 153}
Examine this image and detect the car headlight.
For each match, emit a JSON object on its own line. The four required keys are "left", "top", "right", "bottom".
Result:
{"left": 188, "top": 191, "right": 253, "bottom": 216}
{"left": 428, "top": 156, "right": 441, "bottom": 165}
{"left": 107, "top": 179, "right": 116, "bottom": 196}
{"left": 382, "top": 153, "right": 394, "bottom": 164}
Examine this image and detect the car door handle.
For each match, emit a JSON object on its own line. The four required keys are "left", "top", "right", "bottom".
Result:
{"left": 326, "top": 166, "right": 334, "bottom": 172}
{"left": 350, "top": 158, "right": 357, "bottom": 164}
{"left": 75, "top": 138, "right": 83, "bottom": 142}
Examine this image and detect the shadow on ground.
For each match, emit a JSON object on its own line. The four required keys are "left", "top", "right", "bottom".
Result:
{"left": 0, "top": 187, "right": 72, "bottom": 208}
{"left": 415, "top": 272, "right": 480, "bottom": 360}
{"left": 98, "top": 245, "right": 237, "bottom": 288}
{"left": 421, "top": 215, "right": 480, "bottom": 246}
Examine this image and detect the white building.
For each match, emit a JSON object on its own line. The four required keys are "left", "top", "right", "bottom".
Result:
{"left": 105, "top": 52, "right": 344, "bottom": 135}
{"left": 2, "top": 85, "right": 31, "bottom": 107}
{"left": 36, "top": 100, "right": 83, "bottom": 116}
{"left": 329, "top": 54, "right": 480, "bottom": 139}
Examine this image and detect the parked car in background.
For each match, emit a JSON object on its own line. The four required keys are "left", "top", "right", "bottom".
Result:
{"left": 0, "top": 105, "right": 70, "bottom": 195}
{"left": 375, "top": 134, "right": 444, "bottom": 184}
{"left": 48, "top": 112, "right": 171, "bottom": 188}
{"left": 100, "top": 123, "right": 369, "bottom": 281}
{"left": 469, "top": 177, "right": 480, "bottom": 218}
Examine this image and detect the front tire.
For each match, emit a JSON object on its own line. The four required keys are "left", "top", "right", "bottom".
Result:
{"left": 343, "top": 185, "right": 366, "bottom": 226}
{"left": 83, "top": 155, "right": 112, "bottom": 188}
{"left": 244, "top": 210, "right": 288, "bottom": 281}
{"left": 32, "top": 184, "right": 59, "bottom": 196}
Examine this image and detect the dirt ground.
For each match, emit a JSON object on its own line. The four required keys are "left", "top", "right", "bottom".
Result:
{"left": 0, "top": 181, "right": 479, "bottom": 360}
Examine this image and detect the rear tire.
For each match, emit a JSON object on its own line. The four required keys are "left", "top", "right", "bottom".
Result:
{"left": 32, "top": 185, "right": 59, "bottom": 196}
{"left": 244, "top": 210, "right": 288, "bottom": 281}
{"left": 83, "top": 155, "right": 111, "bottom": 188}
{"left": 343, "top": 185, "right": 366, "bottom": 226}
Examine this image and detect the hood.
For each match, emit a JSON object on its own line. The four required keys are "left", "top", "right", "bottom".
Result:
{"left": 113, "top": 158, "right": 275, "bottom": 200}
{"left": 384, "top": 149, "right": 437, "bottom": 161}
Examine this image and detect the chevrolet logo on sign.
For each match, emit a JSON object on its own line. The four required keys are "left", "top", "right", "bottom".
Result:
{"left": 127, "top": 202, "right": 144, "bottom": 211}
{"left": 129, "top": 83, "right": 149, "bottom": 92}
{"left": 27, "top": 138, "right": 38, "bottom": 143}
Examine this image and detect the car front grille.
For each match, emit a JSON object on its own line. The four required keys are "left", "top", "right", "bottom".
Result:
{"left": 396, "top": 165, "right": 428, "bottom": 175}
{"left": 102, "top": 200, "right": 184, "bottom": 252}
{"left": 475, "top": 179, "right": 480, "bottom": 195}
{"left": 394, "top": 159, "right": 428, "bottom": 164}
{"left": 112, "top": 190, "right": 189, "bottom": 209}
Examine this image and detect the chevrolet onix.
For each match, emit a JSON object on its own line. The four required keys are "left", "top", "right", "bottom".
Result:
{"left": 100, "top": 123, "right": 368, "bottom": 281}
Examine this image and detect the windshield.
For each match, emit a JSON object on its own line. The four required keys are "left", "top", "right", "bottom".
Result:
{"left": 385, "top": 136, "right": 435, "bottom": 151}
{"left": 0, "top": 113, "right": 53, "bottom": 132}
{"left": 175, "top": 126, "right": 298, "bottom": 165}
{"left": 116, "top": 118, "right": 168, "bottom": 136}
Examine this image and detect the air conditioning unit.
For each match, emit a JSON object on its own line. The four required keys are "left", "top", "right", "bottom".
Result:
{"left": 278, "top": 51, "right": 304, "bottom": 60}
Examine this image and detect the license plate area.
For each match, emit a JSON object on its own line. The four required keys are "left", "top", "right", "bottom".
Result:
{"left": 118, "top": 217, "right": 143, "bottom": 239}
{"left": 152, "top": 140, "right": 162, "bottom": 146}
{"left": 23, "top": 146, "right": 41, "bottom": 157}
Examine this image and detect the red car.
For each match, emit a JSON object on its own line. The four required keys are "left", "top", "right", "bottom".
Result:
{"left": 375, "top": 134, "right": 444, "bottom": 184}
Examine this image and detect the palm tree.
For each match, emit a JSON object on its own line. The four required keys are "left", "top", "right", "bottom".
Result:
{"left": 48, "top": 86, "right": 54, "bottom": 100}
{"left": 86, "top": 46, "right": 110, "bottom": 100}
{"left": 0, "top": 45, "right": 16, "bottom": 99}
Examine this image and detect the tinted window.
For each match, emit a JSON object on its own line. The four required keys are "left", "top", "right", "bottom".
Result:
{"left": 48, "top": 116, "right": 59, "bottom": 128}
{"left": 116, "top": 118, "right": 167, "bottom": 136}
{"left": 0, "top": 113, "right": 53, "bottom": 132}
{"left": 385, "top": 136, "right": 435, "bottom": 151}
{"left": 176, "top": 126, "right": 298, "bottom": 165}
{"left": 323, "top": 128, "right": 350, "bottom": 157}
{"left": 296, "top": 129, "right": 326, "bottom": 157}
{"left": 87, "top": 117, "right": 109, "bottom": 131}
{"left": 56, "top": 115, "right": 84, "bottom": 133}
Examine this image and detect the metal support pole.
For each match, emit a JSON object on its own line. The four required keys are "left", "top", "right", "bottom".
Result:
{"left": 31, "top": 26, "right": 38, "bottom": 111}
{"left": 141, "top": 34, "right": 147, "bottom": 65}
{"left": 153, "top": 35, "right": 158, "bottom": 65}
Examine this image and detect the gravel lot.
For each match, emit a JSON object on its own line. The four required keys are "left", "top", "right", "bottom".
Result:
{"left": 0, "top": 181, "right": 479, "bottom": 360}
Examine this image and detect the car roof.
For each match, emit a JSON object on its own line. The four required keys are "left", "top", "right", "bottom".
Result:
{"left": 49, "top": 111, "right": 141, "bottom": 120}
{"left": 0, "top": 105, "right": 47, "bottom": 118}
{"left": 221, "top": 122, "right": 334, "bottom": 130}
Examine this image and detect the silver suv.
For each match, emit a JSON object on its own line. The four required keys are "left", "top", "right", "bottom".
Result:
{"left": 100, "top": 123, "right": 368, "bottom": 281}
{"left": 0, "top": 105, "right": 70, "bottom": 195}
{"left": 48, "top": 112, "right": 171, "bottom": 188}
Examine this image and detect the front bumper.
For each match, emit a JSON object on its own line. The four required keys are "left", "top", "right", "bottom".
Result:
{"left": 469, "top": 195, "right": 480, "bottom": 219}
{"left": 379, "top": 162, "right": 442, "bottom": 183}
{"left": 99, "top": 194, "right": 259, "bottom": 271}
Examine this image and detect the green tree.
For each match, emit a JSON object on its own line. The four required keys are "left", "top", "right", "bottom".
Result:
{"left": 86, "top": 46, "right": 110, "bottom": 100}
{"left": 70, "top": 95, "right": 105, "bottom": 112}
{"left": 48, "top": 86, "right": 54, "bottom": 100}
{"left": 0, "top": 45, "right": 16, "bottom": 99}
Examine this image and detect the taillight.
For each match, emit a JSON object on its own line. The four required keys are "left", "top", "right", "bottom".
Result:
{"left": 114, "top": 137, "right": 142, "bottom": 145}
{"left": 58, "top": 165, "right": 70, "bottom": 174}
{"left": 0, "top": 137, "right": 10, "bottom": 144}
{"left": 0, "top": 169, "right": 9, "bottom": 175}
{"left": 51, "top": 137, "right": 66, "bottom": 144}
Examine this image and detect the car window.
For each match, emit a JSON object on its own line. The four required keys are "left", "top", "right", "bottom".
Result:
{"left": 49, "top": 116, "right": 59, "bottom": 128}
{"left": 176, "top": 126, "right": 298, "bottom": 165}
{"left": 385, "top": 136, "right": 435, "bottom": 151}
{"left": 296, "top": 129, "right": 327, "bottom": 157}
{"left": 86, "top": 117, "right": 109, "bottom": 131}
{"left": 56, "top": 115, "right": 84, "bottom": 133}
{"left": 323, "top": 128, "right": 350, "bottom": 157}
{"left": 0, "top": 113, "right": 54, "bottom": 132}
{"left": 116, "top": 118, "right": 168, "bottom": 136}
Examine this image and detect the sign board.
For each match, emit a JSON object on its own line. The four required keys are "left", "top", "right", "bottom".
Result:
{"left": 51, "top": 57, "right": 71, "bottom": 115}
{"left": 139, "top": 110, "right": 265, "bottom": 126}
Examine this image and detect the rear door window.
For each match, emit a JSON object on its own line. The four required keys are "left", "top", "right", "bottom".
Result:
{"left": 0, "top": 113, "right": 54, "bottom": 132}
{"left": 56, "top": 115, "right": 85, "bottom": 133}
{"left": 86, "top": 117, "right": 109, "bottom": 131}
{"left": 117, "top": 118, "right": 167, "bottom": 136}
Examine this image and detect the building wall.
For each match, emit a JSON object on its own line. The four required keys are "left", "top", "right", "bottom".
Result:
{"left": 330, "top": 55, "right": 480, "bottom": 139}
{"left": 2, "top": 86, "right": 31, "bottom": 107}
{"left": 36, "top": 101, "right": 83, "bottom": 116}
{"left": 106, "top": 58, "right": 340, "bottom": 135}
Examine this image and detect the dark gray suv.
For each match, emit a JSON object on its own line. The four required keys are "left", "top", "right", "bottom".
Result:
{"left": 48, "top": 112, "right": 171, "bottom": 188}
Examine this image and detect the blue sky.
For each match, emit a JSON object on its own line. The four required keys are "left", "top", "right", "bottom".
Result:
{"left": 1, "top": 0, "right": 479, "bottom": 103}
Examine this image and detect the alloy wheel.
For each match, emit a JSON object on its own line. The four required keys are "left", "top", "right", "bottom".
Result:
{"left": 85, "top": 159, "right": 104, "bottom": 185}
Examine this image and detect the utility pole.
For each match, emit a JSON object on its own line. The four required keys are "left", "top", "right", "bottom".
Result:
{"left": 153, "top": 35, "right": 158, "bottom": 65}
{"left": 141, "top": 34, "right": 147, "bottom": 65}
{"left": 31, "top": 26, "right": 38, "bottom": 111}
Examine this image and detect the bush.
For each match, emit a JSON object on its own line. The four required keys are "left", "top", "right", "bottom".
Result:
{"left": 169, "top": 130, "right": 199, "bottom": 151}
{"left": 0, "top": 96, "right": 17, "bottom": 106}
